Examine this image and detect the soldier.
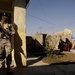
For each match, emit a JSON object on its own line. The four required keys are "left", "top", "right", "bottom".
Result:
{"left": 58, "top": 39, "right": 65, "bottom": 52}
{"left": 65, "top": 38, "right": 72, "bottom": 51}
{"left": 0, "top": 13, "right": 15, "bottom": 72}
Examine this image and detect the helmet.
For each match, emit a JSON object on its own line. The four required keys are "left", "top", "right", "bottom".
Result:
{"left": 2, "top": 13, "right": 8, "bottom": 16}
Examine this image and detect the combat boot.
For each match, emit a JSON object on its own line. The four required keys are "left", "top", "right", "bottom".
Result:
{"left": 0, "top": 62, "right": 5, "bottom": 71}
{"left": 6, "top": 66, "right": 14, "bottom": 73}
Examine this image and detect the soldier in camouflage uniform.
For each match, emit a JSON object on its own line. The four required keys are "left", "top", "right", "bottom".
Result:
{"left": 0, "top": 13, "right": 15, "bottom": 72}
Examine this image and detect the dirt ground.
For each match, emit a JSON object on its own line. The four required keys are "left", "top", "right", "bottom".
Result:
{"left": 59, "top": 51, "right": 75, "bottom": 62}
{"left": 42, "top": 51, "right": 75, "bottom": 64}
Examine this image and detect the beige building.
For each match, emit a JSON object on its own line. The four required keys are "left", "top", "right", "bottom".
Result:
{"left": 32, "top": 32, "right": 47, "bottom": 50}
{"left": 0, "top": 0, "right": 29, "bottom": 67}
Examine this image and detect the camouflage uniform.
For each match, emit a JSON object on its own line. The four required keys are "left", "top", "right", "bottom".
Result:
{"left": 0, "top": 16, "right": 15, "bottom": 69}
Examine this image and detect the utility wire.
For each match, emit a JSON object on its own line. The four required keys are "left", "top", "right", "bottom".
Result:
{"left": 39, "top": 0, "right": 47, "bottom": 19}
{"left": 27, "top": 13, "right": 64, "bottom": 29}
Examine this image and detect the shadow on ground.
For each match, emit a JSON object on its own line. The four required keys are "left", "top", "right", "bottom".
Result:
{"left": 0, "top": 62, "right": 75, "bottom": 75}
{"left": 26, "top": 62, "right": 75, "bottom": 75}
{"left": 27, "top": 53, "right": 75, "bottom": 75}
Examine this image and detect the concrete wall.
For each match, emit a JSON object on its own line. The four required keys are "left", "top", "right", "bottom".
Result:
{"left": 32, "top": 32, "right": 43, "bottom": 47}
{"left": 13, "top": 0, "right": 27, "bottom": 67}
{"left": 26, "top": 36, "right": 33, "bottom": 51}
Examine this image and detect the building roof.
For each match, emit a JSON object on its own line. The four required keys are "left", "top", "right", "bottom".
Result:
{"left": 26, "top": 0, "right": 29, "bottom": 7}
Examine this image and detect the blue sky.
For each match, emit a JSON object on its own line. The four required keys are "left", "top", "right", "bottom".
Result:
{"left": 26, "top": 0, "right": 75, "bottom": 36}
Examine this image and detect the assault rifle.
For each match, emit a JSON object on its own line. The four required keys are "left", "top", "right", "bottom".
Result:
{"left": 0, "top": 25, "right": 10, "bottom": 38}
